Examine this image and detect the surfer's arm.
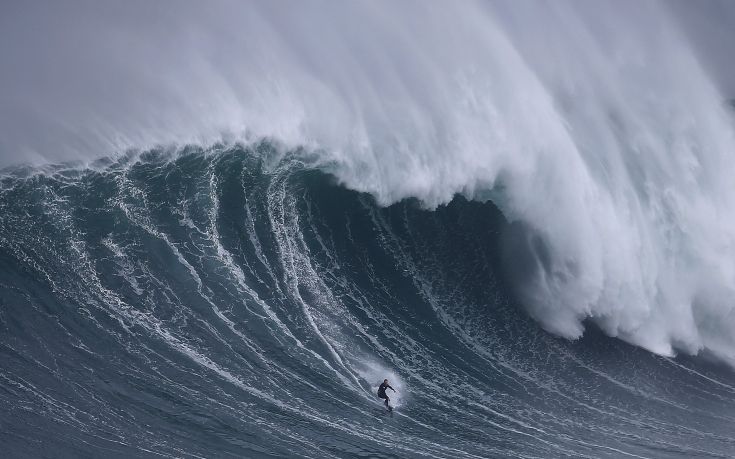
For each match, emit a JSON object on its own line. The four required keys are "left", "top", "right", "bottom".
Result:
{"left": 389, "top": 385, "right": 396, "bottom": 392}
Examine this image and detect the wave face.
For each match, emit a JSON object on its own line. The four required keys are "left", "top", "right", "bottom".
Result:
{"left": 2, "top": 147, "right": 735, "bottom": 457}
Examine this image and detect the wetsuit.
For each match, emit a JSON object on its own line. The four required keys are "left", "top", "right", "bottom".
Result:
{"left": 377, "top": 382, "right": 394, "bottom": 408}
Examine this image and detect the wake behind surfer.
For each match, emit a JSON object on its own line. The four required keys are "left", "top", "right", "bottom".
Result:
{"left": 377, "top": 379, "right": 396, "bottom": 410}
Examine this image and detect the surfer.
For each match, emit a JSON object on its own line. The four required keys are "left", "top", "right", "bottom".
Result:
{"left": 377, "top": 379, "right": 396, "bottom": 410}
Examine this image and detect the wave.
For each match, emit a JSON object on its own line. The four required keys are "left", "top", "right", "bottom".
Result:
{"left": 3, "top": 2, "right": 735, "bottom": 454}
{"left": 3, "top": 1, "right": 735, "bottom": 362}
{"left": 1, "top": 146, "right": 734, "bottom": 457}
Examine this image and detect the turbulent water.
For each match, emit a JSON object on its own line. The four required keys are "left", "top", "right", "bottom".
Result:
{"left": 3, "top": 1, "right": 735, "bottom": 457}
{"left": 1, "top": 146, "right": 734, "bottom": 458}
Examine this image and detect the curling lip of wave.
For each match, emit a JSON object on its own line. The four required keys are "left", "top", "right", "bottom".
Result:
{"left": 2, "top": 0, "right": 735, "bottom": 363}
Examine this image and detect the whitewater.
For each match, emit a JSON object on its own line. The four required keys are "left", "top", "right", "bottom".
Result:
{"left": 2, "top": 1, "right": 735, "bottom": 457}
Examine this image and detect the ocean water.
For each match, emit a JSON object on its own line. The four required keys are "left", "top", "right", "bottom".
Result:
{"left": 1, "top": 146, "right": 734, "bottom": 458}
{"left": 3, "top": 1, "right": 735, "bottom": 457}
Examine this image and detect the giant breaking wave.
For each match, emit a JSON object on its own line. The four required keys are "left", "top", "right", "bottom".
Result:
{"left": 3, "top": 1, "right": 735, "bottom": 456}
{"left": 3, "top": 0, "right": 735, "bottom": 361}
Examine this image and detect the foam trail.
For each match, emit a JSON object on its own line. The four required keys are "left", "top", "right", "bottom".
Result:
{"left": 2, "top": 0, "right": 735, "bottom": 362}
